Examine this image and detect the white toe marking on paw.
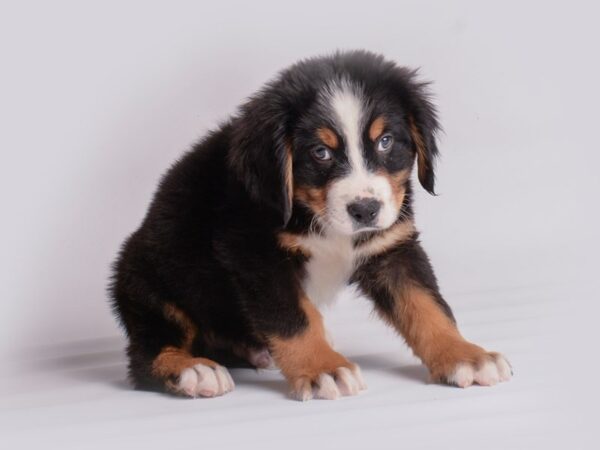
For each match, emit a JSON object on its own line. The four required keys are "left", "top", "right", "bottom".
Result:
{"left": 293, "top": 378, "right": 313, "bottom": 402}
{"left": 214, "top": 365, "right": 235, "bottom": 393}
{"left": 176, "top": 363, "right": 234, "bottom": 398}
{"left": 178, "top": 368, "right": 199, "bottom": 397}
{"left": 192, "top": 363, "right": 219, "bottom": 397}
{"left": 495, "top": 355, "right": 513, "bottom": 382}
{"left": 335, "top": 367, "right": 359, "bottom": 396}
{"left": 449, "top": 354, "right": 512, "bottom": 388}
{"left": 292, "top": 364, "right": 367, "bottom": 401}
{"left": 351, "top": 365, "right": 368, "bottom": 390}
{"left": 450, "top": 363, "right": 475, "bottom": 388}
{"left": 316, "top": 373, "right": 340, "bottom": 400}
{"left": 475, "top": 360, "right": 500, "bottom": 386}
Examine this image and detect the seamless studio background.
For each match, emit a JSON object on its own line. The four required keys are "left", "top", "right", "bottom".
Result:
{"left": 1, "top": 1, "right": 598, "bottom": 449}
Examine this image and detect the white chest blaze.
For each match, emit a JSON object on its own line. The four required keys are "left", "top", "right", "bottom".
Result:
{"left": 297, "top": 220, "right": 416, "bottom": 307}
{"left": 298, "top": 232, "right": 357, "bottom": 307}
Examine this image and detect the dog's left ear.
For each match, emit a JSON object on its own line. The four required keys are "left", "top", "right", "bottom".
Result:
{"left": 390, "top": 67, "right": 441, "bottom": 195}
{"left": 409, "top": 108, "right": 439, "bottom": 195}
{"left": 229, "top": 93, "right": 293, "bottom": 226}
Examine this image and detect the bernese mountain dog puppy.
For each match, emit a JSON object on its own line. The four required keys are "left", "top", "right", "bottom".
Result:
{"left": 110, "top": 50, "right": 512, "bottom": 400}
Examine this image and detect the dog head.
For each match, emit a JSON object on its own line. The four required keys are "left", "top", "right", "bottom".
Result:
{"left": 229, "top": 51, "right": 439, "bottom": 234}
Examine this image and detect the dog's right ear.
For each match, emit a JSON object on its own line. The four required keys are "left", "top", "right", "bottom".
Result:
{"left": 228, "top": 92, "right": 293, "bottom": 227}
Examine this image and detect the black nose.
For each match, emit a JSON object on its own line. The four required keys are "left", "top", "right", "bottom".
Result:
{"left": 346, "top": 198, "right": 381, "bottom": 226}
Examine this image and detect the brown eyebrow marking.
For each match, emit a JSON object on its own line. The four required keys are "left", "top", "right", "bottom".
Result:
{"left": 369, "top": 116, "right": 386, "bottom": 141}
{"left": 316, "top": 127, "right": 339, "bottom": 149}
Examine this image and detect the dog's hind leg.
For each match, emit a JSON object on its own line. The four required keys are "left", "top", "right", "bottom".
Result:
{"left": 124, "top": 302, "right": 234, "bottom": 398}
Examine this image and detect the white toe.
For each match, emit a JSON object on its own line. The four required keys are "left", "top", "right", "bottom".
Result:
{"left": 448, "top": 353, "right": 512, "bottom": 388}
{"left": 292, "top": 378, "right": 313, "bottom": 402}
{"left": 335, "top": 367, "right": 359, "bottom": 396}
{"left": 316, "top": 373, "right": 340, "bottom": 400}
{"left": 178, "top": 368, "right": 199, "bottom": 397}
{"left": 174, "top": 363, "right": 235, "bottom": 398}
{"left": 192, "top": 363, "right": 219, "bottom": 397}
{"left": 214, "top": 365, "right": 235, "bottom": 394}
{"left": 291, "top": 364, "right": 367, "bottom": 401}
{"left": 474, "top": 360, "right": 500, "bottom": 386}
{"left": 495, "top": 355, "right": 513, "bottom": 382}
{"left": 450, "top": 363, "right": 475, "bottom": 388}
{"left": 351, "top": 365, "right": 367, "bottom": 390}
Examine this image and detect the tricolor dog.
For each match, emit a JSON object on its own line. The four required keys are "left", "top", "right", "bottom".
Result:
{"left": 110, "top": 51, "right": 512, "bottom": 400}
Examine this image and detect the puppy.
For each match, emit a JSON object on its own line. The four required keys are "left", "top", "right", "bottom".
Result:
{"left": 110, "top": 50, "right": 512, "bottom": 400}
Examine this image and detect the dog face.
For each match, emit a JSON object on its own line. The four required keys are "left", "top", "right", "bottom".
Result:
{"left": 292, "top": 79, "right": 418, "bottom": 235}
{"left": 229, "top": 51, "right": 439, "bottom": 233}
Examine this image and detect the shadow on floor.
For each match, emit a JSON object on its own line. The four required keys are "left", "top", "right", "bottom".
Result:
{"left": 20, "top": 336, "right": 430, "bottom": 397}
{"left": 351, "top": 352, "right": 430, "bottom": 384}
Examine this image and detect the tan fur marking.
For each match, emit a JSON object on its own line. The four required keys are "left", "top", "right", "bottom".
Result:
{"left": 151, "top": 346, "right": 220, "bottom": 394}
{"left": 369, "top": 116, "right": 386, "bottom": 141}
{"left": 270, "top": 296, "right": 352, "bottom": 383}
{"left": 355, "top": 220, "right": 416, "bottom": 258}
{"left": 409, "top": 117, "right": 428, "bottom": 183}
{"left": 386, "top": 285, "right": 487, "bottom": 381}
{"left": 151, "top": 304, "right": 215, "bottom": 392}
{"left": 378, "top": 168, "right": 410, "bottom": 209}
{"left": 152, "top": 347, "right": 218, "bottom": 379}
{"left": 277, "top": 231, "right": 311, "bottom": 257}
{"left": 294, "top": 185, "right": 328, "bottom": 214}
{"left": 316, "top": 127, "right": 339, "bottom": 149}
{"left": 163, "top": 303, "right": 197, "bottom": 351}
{"left": 284, "top": 143, "right": 293, "bottom": 209}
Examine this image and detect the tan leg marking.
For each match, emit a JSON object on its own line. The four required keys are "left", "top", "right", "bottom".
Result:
{"left": 163, "top": 302, "right": 197, "bottom": 350}
{"left": 270, "top": 297, "right": 366, "bottom": 400}
{"left": 385, "top": 285, "right": 512, "bottom": 387}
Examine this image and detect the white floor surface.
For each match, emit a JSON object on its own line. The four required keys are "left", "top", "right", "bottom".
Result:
{"left": 2, "top": 274, "right": 596, "bottom": 450}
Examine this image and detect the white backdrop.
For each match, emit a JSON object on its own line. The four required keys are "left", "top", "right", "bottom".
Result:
{"left": 1, "top": 2, "right": 599, "bottom": 447}
{"left": 2, "top": 0, "right": 597, "bottom": 353}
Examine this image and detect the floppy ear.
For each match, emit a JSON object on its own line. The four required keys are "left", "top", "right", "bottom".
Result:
{"left": 389, "top": 67, "right": 441, "bottom": 195}
{"left": 409, "top": 109, "right": 439, "bottom": 195}
{"left": 228, "top": 94, "right": 293, "bottom": 226}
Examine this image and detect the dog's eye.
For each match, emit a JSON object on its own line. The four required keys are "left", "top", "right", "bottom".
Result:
{"left": 311, "top": 146, "right": 332, "bottom": 161}
{"left": 376, "top": 134, "right": 394, "bottom": 152}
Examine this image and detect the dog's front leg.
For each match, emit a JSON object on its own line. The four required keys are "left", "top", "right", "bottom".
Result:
{"left": 353, "top": 238, "right": 512, "bottom": 387}
{"left": 268, "top": 293, "right": 366, "bottom": 401}
{"left": 229, "top": 247, "right": 366, "bottom": 401}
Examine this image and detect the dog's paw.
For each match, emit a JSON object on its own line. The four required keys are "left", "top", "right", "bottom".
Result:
{"left": 176, "top": 363, "right": 235, "bottom": 398}
{"left": 444, "top": 352, "right": 512, "bottom": 388}
{"left": 248, "top": 348, "right": 277, "bottom": 370}
{"left": 291, "top": 364, "right": 367, "bottom": 401}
